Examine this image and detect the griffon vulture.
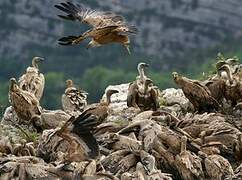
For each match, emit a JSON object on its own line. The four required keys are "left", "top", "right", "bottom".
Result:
{"left": 173, "top": 72, "right": 220, "bottom": 113}
{"left": 127, "top": 63, "right": 159, "bottom": 111}
{"left": 55, "top": 1, "right": 137, "bottom": 54}
{"left": 18, "top": 57, "right": 45, "bottom": 101}
{"left": 62, "top": 79, "right": 88, "bottom": 115}
{"left": 8, "top": 78, "right": 41, "bottom": 122}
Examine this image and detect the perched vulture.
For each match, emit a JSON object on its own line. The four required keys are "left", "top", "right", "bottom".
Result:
{"left": 173, "top": 72, "right": 220, "bottom": 113}
{"left": 219, "top": 65, "right": 242, "bottom": 107}
{"left": 55, "top": 1, "right": 137, "bottom": 54}
{"left": 128, "top": 79, "right": 160, "bottom": 111}
{"left": 62, "top": 79, "right": 88, "bottom": 114}
{"left": 136, "top": 62, "right": 150, "bottom": 83}
{"left": 127, "top": 62, "right": 159, "bottom": 111}
{"left": 18, "top": 57, "right": 45, "bottom": 101}
{"left": 127, "top": 62, "right": 149, "bottom": 108}
{"left": 84, "top": 89, "right": 119, "bottom": 125}
{"left": 8, "top": 78, "right": 41, "bottom": 122}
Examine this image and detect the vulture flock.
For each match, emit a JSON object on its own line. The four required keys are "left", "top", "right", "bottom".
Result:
{"left": 0, "top": 1, "right": 242, "bottom": 180}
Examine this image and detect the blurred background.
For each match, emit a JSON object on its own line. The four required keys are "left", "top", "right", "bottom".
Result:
{"left": 0, "top": 0, "right": 242, "bottom": 111}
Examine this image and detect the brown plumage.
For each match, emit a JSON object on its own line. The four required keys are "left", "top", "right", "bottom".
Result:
{"left": 51, "top": 111, "right": 99, "bottom": 163}
{"left": 84, "top": 89, "right": 119, "bottom": 125}
{"left": 173, "top": 72, "right": 220, "bottom": 113}
{"left": 62, "top": 79, "right": 87, "bottom": 114}
{"left": 175, "top": 136, "right": 204, "bottom": 179}
{"left": 8, "top": 78, "right": 41, "bottom": 122}
{"left": 55, "top": 2, "right": 137, "bottom": 54}
{"left": 128, "top": 79, "right": 160, "bottom": 111}
{"left": 127, "top": 63, "right": 159, "bottom": 111}
{"left": 204, "top": 67, "right": 227, "bottom": 104}
{"left": 18, "top": 57, "right": 45, "bottom": 101}
{"left": 219, "top": 64, "right": 242, "bottom": 106}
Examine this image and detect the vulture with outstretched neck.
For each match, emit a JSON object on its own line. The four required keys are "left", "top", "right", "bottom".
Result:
{"left": 128, "top": 63, "right": 159, "bottom": 111}
{"left": 55, "top": 1, "right": 137, "bottom": 54}
{"left": 18, "top": 57, "right": 45, "bottom": 101}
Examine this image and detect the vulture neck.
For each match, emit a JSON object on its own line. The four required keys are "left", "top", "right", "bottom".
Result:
{"left": 67, "top": 81, "right": 74, "bottom": 88}
{"left": 138, "top": 66, "right": 146, "bottom": 82}
{"left": 32, "top": 60, "right": 38, "bottom": 69}
{"left": 106, "top": 93, "right": 112, "bottom": 105}
{"left": 223, "top": 66, "right": 234, "bottom": 84}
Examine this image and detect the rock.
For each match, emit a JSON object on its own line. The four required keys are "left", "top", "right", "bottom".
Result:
{"left": 1, "top": 84, "right": 242, "bottom": 179}
{"left": 40, "top": 109, "right": 70, "bottom": 129}
{"left": 160, "top": 88, "right": 192, "bottom": 112}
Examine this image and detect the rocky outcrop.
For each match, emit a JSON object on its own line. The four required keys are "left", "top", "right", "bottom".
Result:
{"left": 1, "top": 84, "right": 242, "bottom": 179}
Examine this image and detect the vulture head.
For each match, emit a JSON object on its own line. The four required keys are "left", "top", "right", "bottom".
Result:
{"left": 32, "top": 57, "right": 44, "bottom": 68}
{"left": 9, "top": 78, "right": 18, "bottom": 92}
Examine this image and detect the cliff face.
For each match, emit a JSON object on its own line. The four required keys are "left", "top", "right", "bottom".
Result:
{"left": 1, "top": 0, "right": 242, "bottom": 62}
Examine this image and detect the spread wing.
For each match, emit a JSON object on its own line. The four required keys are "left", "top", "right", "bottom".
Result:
{"left": 55, "top": 2, "right": 125, "bottom": 28}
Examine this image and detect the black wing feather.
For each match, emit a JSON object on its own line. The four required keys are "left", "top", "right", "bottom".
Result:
{"left": 71, "top": 112, "right": 99, "bottom": 158}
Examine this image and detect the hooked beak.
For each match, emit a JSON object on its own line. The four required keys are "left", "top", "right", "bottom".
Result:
{"left": 36, "top": 57, "right": 44, "bottom": 62}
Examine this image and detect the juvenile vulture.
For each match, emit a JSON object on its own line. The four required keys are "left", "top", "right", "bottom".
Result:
{"left": 85, "top": 89, "right": 119, "bottom": 125}
{"left": 18, "top": 57, "right": 45, "bottom": 101}
{"left": 172, "top": 72, "right": 220, "bottom": 113}
{"left": 55, "top": 1, "right": 138, "bottom": 54}
{"left": 50, "top": 110, "right": 99, "bottom": 163}
{"left": 8, "top": 78, "right": 41, "bottom": 122}
{"left": 62, "top": 79, "right": 88, "bottom": 114}
{"left": 127, "top": 63, "right": 160, "bottom": 111}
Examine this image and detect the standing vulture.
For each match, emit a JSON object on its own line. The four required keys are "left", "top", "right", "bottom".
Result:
{"left": 127, "top": 62, "right": 149, "bottom": 108}
{"left": 62, "top": 79, "right": 88, "bottom": 115}
{"left": 55, "top": 1, "right": 137, "bottom": 54}
{"left": 127, "top": 63, "right": 159, "bottom": 111}
{"left": 8, "top": 78, "right": 41, "bottom": 123}
{"left": 218, "top": 64, "right": 242, "bottom": 107}
{"left": 172, "top": 72, "right": 220, "bottom": 113}
{"left": 18, "top": 57, "right": 45, "bottom": 101}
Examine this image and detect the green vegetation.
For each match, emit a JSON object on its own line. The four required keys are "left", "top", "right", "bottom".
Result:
{"left": 0, "top": 38, "right": 241, "bottom": 111}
